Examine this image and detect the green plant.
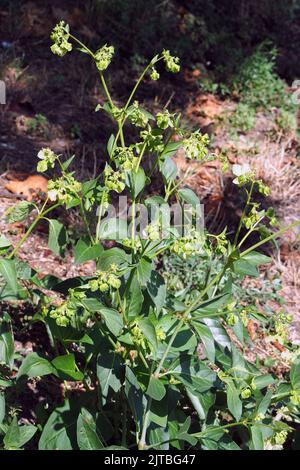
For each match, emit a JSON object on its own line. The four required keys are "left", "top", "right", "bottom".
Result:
{"left": 1, "top": 21, "right": 300, "bottom": 451}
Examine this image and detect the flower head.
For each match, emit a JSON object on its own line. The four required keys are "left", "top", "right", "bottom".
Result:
{"left": 94, "top": 44, "right": 114, "bottom": 71}
{"left": 50, "top": 21, "right": 72, "bottom": 57}
{"left": 37, "top": 148, "right": 57, "bottom": 172}
{"left": 183, "top": 131, "right": 209, "bottom": 160}
{"left": 104, "top": 165, "right": 125, "bottom": 193}
{"left": 162, "top": 49, "right": 180, "bottom": 73}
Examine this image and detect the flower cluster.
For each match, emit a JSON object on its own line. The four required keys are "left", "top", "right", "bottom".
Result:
{"left": 232, "top": 163, "right": 255, "bottom": 186}
{"left": 243, "top": 204, "right": 265, "bottom": 229}
{"left": 265, "top": 430, "right": 289, "bottom": 450}
{"left": 156, "top": 110, "right": 174, "bottom": 130}
{"left": 290, "top": 390, "right": 300, "bottom": 406}
{"left": 89, "top": 264, "right": 121, "bottom": 292}
{"left": 140, "top": 129, "right": 164, "bottom": 153}
{"left": 49, "top": 289, "right": 86, "bottom": 327}
{"left": 131, "top": 322, "right": 147, "bottom": 350}
{"left": 144, "top": 221, "right": 161, "bottom": 241}
{"left": 113, "top": 146, "right": 138, "bottom": 171}
{"left": 37, "top": 148, "right": 57, "bottom": 172}
{"left": 94, "top": 44, "right": 114, "bottom": 71}
{"left": 162, "top": 49, "right": 180, "bottom": 73}
{"left": 48, "top": 174, "right": 82, "bottom": 204}
{"left": 171, "top": 229, "right": 205, "bottom": 259}
{"left": 128, "top": 101, "right": 149, "bottom": 128}
{"left": 150, "top": 67, "right": 160, "bottom": 81}
{"left": 50, "top": 21, "right": 72, "bottom": 57}
{"left": 104, "top": 165, "right": 125, "bottom": 193}
{"left": 183, "top": 131, "right": 209, "bottom": 160}
{"left": 241, "top": 388, "right": 252, "bottom": 399}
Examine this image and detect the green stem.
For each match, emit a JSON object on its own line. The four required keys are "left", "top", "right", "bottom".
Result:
{"left": 233, "top": 181, "right": 254, "bottom": 247}
{"left": 240, "top": 219, "right": 300, "bottom": 258}
{"left": 7, "top": 202, "right": 61, "bottom": 259}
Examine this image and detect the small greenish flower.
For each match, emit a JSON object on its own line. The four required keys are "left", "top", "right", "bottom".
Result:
{"left": 128, "top": 101, "right": 149, "bottom": 128}
{"left": 290, "top": 390, "right": 300, "bottom": 406}
{"left": 183, "top": 131, "right": 209, "bottom": 160}
{"left": 50, "top": 21, "right": 72, "bottom": 57}
{"left": 49, "top": 289, "right": 86, "bottom": 327}
{"left": 131, "top": 322, "right": 146, "bottom": 350}
{"left": 156, "top": 110, "right": 174, "bottom": 130}
{"left": 254, "top": 413, "right": 265, "bottom": 422}
{"left": 104, "top": 164, "right": 125, "bottom": 193}
{"left": 232, "top": 163, "right": 255, "bottom": 186}
{"left": 243, "top": 205, "right": 264, "bottom": 230}
{"left": 94, "top": 44, "right": 114, "bottom": 71}
{"left": 140, "top": 129, "right": 164, "bottom": 153}
{"left": 274, "top": 430, "right": 288, "bottom": 446}
{"left": 171, "top": 229, "right": 205, "bottom": 259}
{"left": 256, "top": 179, "right": 270, "bottom": 196}
{"left": 227, "top": 312, "right": 238, "bottom": 326}
{"left": 37, "top": 148, "right": 57, "bottom": 172}
{"left": 150, "top": 67, "right": 160, "bottom": 81}
{"left": 47, "top": 174, "right": 82, "bottom": 204}
{"left": 241, "top": 388, "right": 252, "bottom": 399}
{"left": 89, "top": 264, "right": 121, "bottom": 293}
{"left": 156, "top": 328, "right": 166, "bottom": 341}
{"left": 162, "top": 49, "right": 180, "bottom": 73}
{"left": 144, "top": 221, "right": 161, "bottom": 241}
{"left": 266, "top": 207, "right": 277, "bottom": 227}
{"left": 113, "top": 146, "right": 138, "bottom": 171}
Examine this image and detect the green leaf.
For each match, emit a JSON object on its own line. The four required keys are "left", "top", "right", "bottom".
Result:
{"left": 17, "top": 352, "right": 56, "bottom": 379}
{"left": 97, "top": 248, "right": 129, "bottom": 271}
{"left": 124, "top": 367, "right": 147, "bottom": 432}
{"left": 0, "top": 259, "right": 19, "bottom": 295}
{"left": 4, "top": 417, "right": 37, "bottom": 449}
{"left": 126, "top": 274, "right": 143, "bottom": 319}
{"left": 202, "top": 318, "right": 231, "bottom": 350}
{"left": 74, "top": 237, "right": 103, "bottom": 264}
{"left": 97, "top": 351, "right": 122, "bottom": 405}
{"left": 127, "top": 167, "right": 146, "bottom": 198}
{"left": 107, "top": 134, "right": 115, "bottom": 157}
{"left": 5, "top": 201, "right": 35, "bottom": 223}
{"left": 100, "top": 307, "right": 123, "bottom": 337}
{"left": 0, "top": 393, "right": 5, "bottom": 425}
{"left": 177, "top": 417, "right": 197, "bottom": 446}
{"left": 233, "top": 258, "right": 259, "bottom": 278}
{"left": 227, "top": 380, "right": 242, "bottom": 421}
{"left": 147, "top": 271, "right": 166, "bottom": 313}
{"left": 146, "top": 376, "right": 166, "bottom": 401}
{"left": 98, "top": 217, "right": 128, "bottom": 240}
{"left": 291, "top": 360, "right": 300, "bottom": 390}
{"left": 250, "top": 424, "right": 264, "bottom": 450}
{"left": 52, "top": 354, "right": 84, "bottom": 381}
{"left": 61, "top": 155, "right": 75, "bottom": 171}
{"left": 193, "top": 293, "right": 231, "bottom": 317}
{"left": 0, "top": 235, "right": 11, "bottom": 250}
{"left": 242, "top": 251, "right": 272, "bottom": 266}
{"left": 160, "top": 141, "right": 181, "bottom": 159}
{"left": 77, "top": 409, "right": 104, "bottom": 450}
{"left": 0, "top": 313, "right": 14, "bottom": 369}
{"left": 48, "top": 219, "right": 67, "bottom": 256}
{"left": 192, "top": 321, "right": 215, "bottom": 362}
{"left": 138, "top": 317, "right": 157, "bottom": 350}
{"left": 178, "top": 188, "right": 200, "bottom": 207}
{"left": 160, "top": 157, "right": 177, "bottom": 181}
{"left": 173, "top": 358, "right": 216, "bottom": 393}
{"left": 39, "top": 400, "right": 77, "bottom": 450}
{"left": 137, "top": 257, "right": 153, "bottom": 286}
